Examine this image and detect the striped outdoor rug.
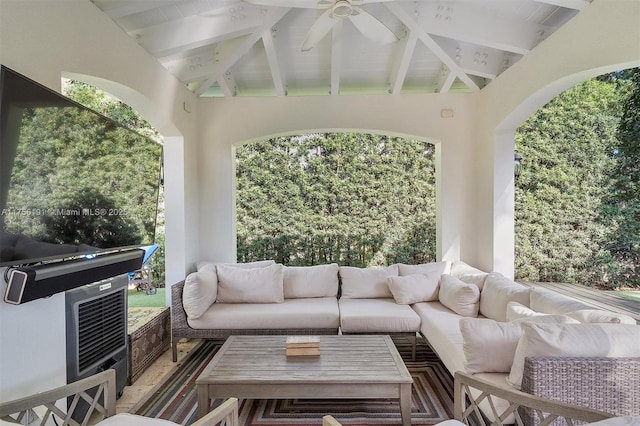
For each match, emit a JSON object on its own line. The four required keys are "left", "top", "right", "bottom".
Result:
{"left": 132, "top": 336, "right": 454, "bottom": 425}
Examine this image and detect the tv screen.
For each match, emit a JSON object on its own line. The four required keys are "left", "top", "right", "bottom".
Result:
{"left": 0, "top": 66, "right": 163, "bottom": 267}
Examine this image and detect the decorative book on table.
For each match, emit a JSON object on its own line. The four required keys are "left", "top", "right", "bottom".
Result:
{"left": 286, "top": 336, "right": 320, "bottom": 356}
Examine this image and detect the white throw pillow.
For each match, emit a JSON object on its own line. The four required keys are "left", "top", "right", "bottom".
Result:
{"left": 387, "top": 274, "right": 440, "bottom": 304}
{"left": 438, "top": 274, "right": 480, "bottom": 317}
{"left": 196, "top": 259, "right": 275, "bottom": 271}
{"left": 397, "top": 261, "right": 450, "bottom": 277}
{"left": 566, "top": 309, "right": 636, "bottom": 325}
{"left": 216, "top": 263, "right": 284, "bottom": 303}
{"left": 529, "top": 287, "right": 591, "bottom": 314}
{"left": 460, "top": 315, "right": 578, "bottom": 374}
{"left": 458, "top": 272, "right": 489, "bottom": 291}
{"left": 508, "top": 323, "right": 640, "bottom": 389}
{"left": 182, "top": 263, "right": 217, "bottom": 319}
{"left": 479, "top": 273, "right": 531, "bottom": 322}
{"left": 339, "top": 265, "right": 398, "bottom": 299}
{"left": 506, "top": 301, "right": 544, "bottom": 321}
{"left": 283, "top": 263, "right": 339, "bottom": 298}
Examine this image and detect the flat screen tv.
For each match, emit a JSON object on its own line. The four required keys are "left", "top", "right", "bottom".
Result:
{"left": 0, "top": 66, "right": 163, "bottom": 267}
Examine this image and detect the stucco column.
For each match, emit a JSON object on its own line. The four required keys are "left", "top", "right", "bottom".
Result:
{"left": 492, "top": 130, "right": 516, "bottom": 279}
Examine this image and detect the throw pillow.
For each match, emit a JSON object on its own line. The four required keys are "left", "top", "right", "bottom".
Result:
{"left": 507, "top": 323, "right": 640, "bottom": 389}
{"left": 216, "top": 263, "right": 284, "bottom": 303}
{"left": 283, "top": 263, "right": 339, "bottom": 298}
{"left": 479, "top": 273, "right": 531, "bottom": 322}
{"left": 438, "top": 274, "right": 480, "bottom": 317}
{"left": 387, "top": 274, "right": 439, "bottom": 304}
{"left": 459, "top": 315, "right": 578, "bottom": 374}
{"left": 505, "top": 301, "right": 544, "bottom": 321}
{"left": 339, "top": 265, "right": 398, "bottom": 299}
{"left": 397, "top": 261, "right": 450, "bottom": 277}
{"left": 182, "top": 263, "right": 217, "bottom": 319}
{"left": 566, "top": 309, "right": 636, "bottom": 325}
{"left": 457, "top": 272, "right": 489, "bottom": 291}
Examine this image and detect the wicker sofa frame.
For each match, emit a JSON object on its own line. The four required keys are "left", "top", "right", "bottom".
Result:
{"left": 170, "top": 280, "right": 339, "bottom": 361}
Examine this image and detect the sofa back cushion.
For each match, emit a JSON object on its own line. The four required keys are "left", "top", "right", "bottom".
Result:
{"left": 479, "top": 273, "right": 531, "bottom": 322}
{"left": 529, "top": 287, "right": 592, "bottom": 314}
{"left": 182, "top": 263, "right": 217, "bottom": 319}
{"left": 438, "top": 274, "right": 480, "bottom": 317}
{"left": 216, "top": 263, "right": 284, "bottom": 303}
{"left": 283, "top": 263, "right": 339, "bottom": 299}
{"left": 339, "top": 265, "right": 398, "bottom": 298}
{"left": 397, "top": 261, "right": 450, "bottom": 277}
{"left": 387, "top": 274, "right": 440, "bottom": 304}
{"left": 460, "top": 315, "right": 578, "bottom": 374}
{"left": 197, "top": 259, "right": 275, "bottom": 271}
{"left": 507, "top": 323, "right": 640, "bottom": 389}
{"left": 450, "top": 261, "right": 489, "bottom": 290}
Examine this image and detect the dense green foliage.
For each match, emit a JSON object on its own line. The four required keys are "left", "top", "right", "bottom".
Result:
{"left": 236, "top": 134, "right": 436, "bottom": 266}
{"left": 515, "top": 72, "right": 639, "bottom": 288}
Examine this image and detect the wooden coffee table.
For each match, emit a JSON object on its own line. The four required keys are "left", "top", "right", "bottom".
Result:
{"left": 196, "top": 335, "right": 413, "bottom": 425}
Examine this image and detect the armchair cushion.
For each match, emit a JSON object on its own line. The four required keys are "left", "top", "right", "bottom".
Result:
{"left": 508, "top": 323, "right": 640, "bottom": 389}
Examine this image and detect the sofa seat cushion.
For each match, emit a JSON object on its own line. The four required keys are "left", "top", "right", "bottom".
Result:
{"left": 188, "top": 297, "right": 339, "bottom": 330}
{"left": 338, "top": 298, "right": 421, "bottom": 333}
{"left": 412, "top": 301, "right": 469, "bottom": 374}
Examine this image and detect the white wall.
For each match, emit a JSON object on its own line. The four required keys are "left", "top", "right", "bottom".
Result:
{"left": 474, "top": 0, "right": 640, "bottom": 275}
{"left": 197, "top": 93, "right": 479, "bottom": 265}
{"left": 0, "top": 0, "right": 199, "bottom": 400}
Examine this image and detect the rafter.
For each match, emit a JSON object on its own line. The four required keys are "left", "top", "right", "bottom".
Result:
{"left": 534, "top": 0, "right": 591, "bottom": 10}
{"left": 389, "top": 29, "right": 418, "bottom": 95}
{"left": 194, "top": 7, "right": 292, "bottom": 96}
{"left": 262, "top": 28, "right": 287, "bottom": 96}
{"left": 330, "top": 20, "right": 344, "bottom": 96}
{"left": 409, "top": 2, "right": 547, "bottom": 56}
{"left": 385, "top": 2, "right": 480, "bottom": 92}
{"left": 128, "top": 5, "right": 266, "bottom": 59}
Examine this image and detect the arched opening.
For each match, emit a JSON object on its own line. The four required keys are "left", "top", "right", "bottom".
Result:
{"left": 235, "top": 132, "right": 438, "bottom": 267}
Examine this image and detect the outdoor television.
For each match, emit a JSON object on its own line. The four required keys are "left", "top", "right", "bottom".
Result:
{"left": 0, "top": 66, "right": 163, "bottom": 268}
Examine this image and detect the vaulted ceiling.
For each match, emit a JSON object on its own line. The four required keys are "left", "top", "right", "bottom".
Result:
{"left": 91, "top": 0, "right": 589, "bottom": 97}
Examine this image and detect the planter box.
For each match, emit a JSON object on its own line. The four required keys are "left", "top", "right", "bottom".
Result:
{"left": 127, "top": 307, "right": 170, "bottom": 384}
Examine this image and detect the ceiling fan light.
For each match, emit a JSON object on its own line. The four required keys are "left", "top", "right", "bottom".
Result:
{"left": 332, "top": 1, "right": 353, "bottom": 18}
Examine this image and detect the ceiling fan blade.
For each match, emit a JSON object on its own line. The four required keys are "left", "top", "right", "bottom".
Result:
{"left": 348, "top": 6, "right": 398, "bottom": 45}
{"left": 302, "top": 9, "right": 338, "bottom": 51}
{"left": 243, "top": 0, "right": 326, "bottom": 8}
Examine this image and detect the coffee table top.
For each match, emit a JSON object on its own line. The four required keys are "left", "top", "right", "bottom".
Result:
{"left": 196, "top": 335, "right": 412, "bottom": 385}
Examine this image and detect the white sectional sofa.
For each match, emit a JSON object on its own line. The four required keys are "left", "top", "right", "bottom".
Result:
{"left": 170, "top": 258, "right": 640, "bottom": 418}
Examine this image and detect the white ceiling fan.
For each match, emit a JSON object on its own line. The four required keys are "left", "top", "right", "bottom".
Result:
{"left": 245, "top": 0, "right": 398, "bottom": 51}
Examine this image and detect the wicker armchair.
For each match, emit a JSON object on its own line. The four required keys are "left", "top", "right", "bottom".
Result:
{"left": 0, "top": 369, "right": 238, "bottom": 426}
{"left": 455, "top": 356, "right": 640, "bottom": 426}
{"left": 170, "top": 280, "right": 339, "bottom": 361}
